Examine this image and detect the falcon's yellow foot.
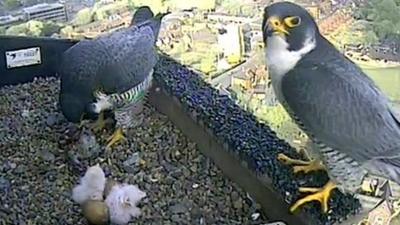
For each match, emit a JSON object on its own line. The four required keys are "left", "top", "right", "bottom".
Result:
{"left": 106, "top": 128, "right": 125, "bottom": 148}
{"left": 78, "top": 112, "right": 89, "bottom": 129}
{"left": 290, "top": 181, "right": 337, "bottom": 213}
{"left": 277, "top": 153, "right": 325, "bottom": 174}
{"left": 90, "top": 112, "right": 106, "bottom": 133}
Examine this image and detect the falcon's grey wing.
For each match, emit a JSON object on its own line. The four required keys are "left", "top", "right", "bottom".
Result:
{"left": 96, "top": 25, "right": 157, "bottom": 95}
{"left": 59, "top": 39, "right": 108, "bottom": 122}
{"left": 280, "top": 50, "right": 400, "bottom": 166}
{"left": 59, "top": 12, "right": 166, "bottom": 122}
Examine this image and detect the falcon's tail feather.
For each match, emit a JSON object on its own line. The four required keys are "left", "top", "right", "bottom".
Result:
{"left": 365, "top": 158, "right": 400, "bottom": 185}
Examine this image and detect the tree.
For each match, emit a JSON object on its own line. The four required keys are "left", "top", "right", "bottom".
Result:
{"left": 134, "top": 0, "right": 164, "bottom": 14}
{"left": 197, "top": 0, "right": 216, "bottom": 10}
{"left": 21, "top": 0, "right": 41, "bottom": 6}
{"left": 4, "top": 0, "right": 21, "bottom": 10}
{"left": 5, "top": 20, "right": 47, "bottom": 37}
{"left": 25, "top": 20, "right": 44, "bottom": 36}
{"left": 6, "top": 23, "right": 27, "bottom": 36}
{"left": 41, "top": 22, "right": 62, "bottom": 37}
{"left": 364, "top": 30, "right": 379, "bottom": 46}
{"left": 355, "top": 0, "right": 400, "bottom": 42}
{"left": 374, "top": 19, "right": 395, "bottom": 40}
{"left": 217, "top": 0, "right": 241, "bottom": 15}
{"left": 199, "top": 57, "right": 216, "bottom": 75}
{"left": 60, "top": 25, "right": 74, "bottom": 38}
{"left": 73, "top": 8, "right": 93, "bottom": 26}
{"left": 0, "top": 27, "right": 6, "bottom": 35}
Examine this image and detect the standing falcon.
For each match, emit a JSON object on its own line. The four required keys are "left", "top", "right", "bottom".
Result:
{"left": 59, "top": 6, "right": 168, "bottom": 148}
{"left": 262, "top": 2, "right": 400, "bottom": 213}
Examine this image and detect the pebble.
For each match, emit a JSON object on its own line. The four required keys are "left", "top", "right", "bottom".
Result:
{"left": 0, "top": 176, "right": 11, "bottom": 193}
{"left": 77, "top": 129, "right": 101, "bottom": 159}
{"left": 154, "top": 56, "right": 362, "bottom": 224}
{"left": 252, "top": 212, "right": 261, "bottom": 220}
{"left": 40, "top": 150, "right": 56, "bottom": 162}
{"left": 0, "top": 76, "right": 271, "bottom": 224}
{"left": 123, "top": 152, "right": 141, "bottom": 173}
{"left": 169, "top": 203, "right": 187, "bottom": 214}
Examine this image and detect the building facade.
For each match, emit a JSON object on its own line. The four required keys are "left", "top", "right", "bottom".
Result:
{"left": 22, "top": 3, "right": 68, "bottom": 22}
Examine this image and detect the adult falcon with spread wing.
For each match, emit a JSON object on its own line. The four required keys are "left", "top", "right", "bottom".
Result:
{"left": 262, "top": 1, "right": 400, "bottom": 213}
{"left": 59, "top": 6, "right": 169, "bottom": 148}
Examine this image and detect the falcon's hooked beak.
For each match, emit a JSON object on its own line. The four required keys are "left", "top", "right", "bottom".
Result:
{"left": 265, "top": 16, "right": 289, "bottom": 37}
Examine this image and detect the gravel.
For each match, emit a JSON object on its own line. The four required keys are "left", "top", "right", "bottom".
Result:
{"left": 154, "top": 55, "right": 361, "bottom": 225}
{"left": 0, "top": 77, "right": 270, "bottom": 225}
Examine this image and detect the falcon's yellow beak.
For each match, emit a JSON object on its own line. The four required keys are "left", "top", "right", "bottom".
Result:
{"left": 268, "top": 16, "right": 289, "bottom": 36}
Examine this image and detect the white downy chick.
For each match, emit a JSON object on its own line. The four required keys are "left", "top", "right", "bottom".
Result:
{"left": 105, "top": 184, "right": 146, "bottom": 225}
{"left": 72, "top": 164, "right": 106, "bottom": 204}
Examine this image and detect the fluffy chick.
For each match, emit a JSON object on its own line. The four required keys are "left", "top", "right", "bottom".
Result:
{"left": 72, "top": 164, "right": 106, "bottom": 204}
{"left": 105, "top": 184, "right": 146, "bottom": 225}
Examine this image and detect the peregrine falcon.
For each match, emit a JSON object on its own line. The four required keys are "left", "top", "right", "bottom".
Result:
{"left": 59, "top": 7, "right": 169, "bottom": 148}
{"left": 262, "top": 2, "right": 400, "bottom": 213}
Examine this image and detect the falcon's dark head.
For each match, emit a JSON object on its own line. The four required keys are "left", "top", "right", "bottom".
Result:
{"left": 131, "top": 6, "right": 154, "bottom": 26}
{"left": 262, "top": 1, "right": 319, "bottom": 52}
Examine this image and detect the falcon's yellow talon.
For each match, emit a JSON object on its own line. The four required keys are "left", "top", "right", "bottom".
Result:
{"left": 90, "top": 112, "right": 106, "bottom": 132}
{"left": 106, "top": 128, "right": 125, "bottom": 148}
{"left": 290, "top": 181, "right": 337, "bottom": 213}
{"left": 278, "top": 153, "right": 309, "bottom": 165}
{"left": 78, "top": 112, "right": 88, "bottom": 129}
{"left": 277, "top": 153, "right": 325, "bottom": 174}
{"left": 293, "top": 160, "right": 325, "bottom": 174}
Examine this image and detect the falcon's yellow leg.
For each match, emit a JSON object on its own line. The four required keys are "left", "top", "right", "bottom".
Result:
{"left": 277, "top": 153, "right": 325, "bottom": 174}
{"left": 78, "top": 113, "right": 87, "bottom": 129}
{"left": 290, "top": 180, "right": 337, "bottom": 213}
{"left": 90, "top": 111, "right": 106, "bottom": 133}
{"left": 106, "top": 127, "right": 125, "bottom": 148}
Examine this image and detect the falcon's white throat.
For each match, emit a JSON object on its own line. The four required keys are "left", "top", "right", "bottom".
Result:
{"left": 265, "top": 32, "right": 316, "bottom": 104}
{"left": 265, "top": 34, "right": 316, "bottom": 78}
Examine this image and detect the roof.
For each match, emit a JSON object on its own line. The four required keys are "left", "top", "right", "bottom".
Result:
{"left": 232, "top": 73, "right": 248, "bottom": 80}
{"left": 254, "top": 84, "right": 266, "bottom": 94}
{"left": 22, "top": 3, "right": 64, "bottom": 14}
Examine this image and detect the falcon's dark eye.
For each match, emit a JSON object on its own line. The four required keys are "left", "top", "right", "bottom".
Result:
{"left": 284, "top": 16, "right": 301, "bottom": 28}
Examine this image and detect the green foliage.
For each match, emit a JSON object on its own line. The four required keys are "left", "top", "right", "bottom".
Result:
{"left": 166, "top": 0, "right": 215, "bottom": 10}
{"left": 60, "top": 25, "right": 74, "bottom": 38}
{"left": 196, "top": 0, "right": 216, "bottom": 10}
{"left": 239, "top": 5, "right": 255, "bottom": 17}
{"left": 93, "top": 9, "right": 108, "bottom": 21}
{"left": 0, "top": 27, "right": 6, "bottom": 35}
{"left": 73, "top": 8, "right": 93, "bottom": 26}
{"left": 5, "top": 20, "right": 63, "bottom": 37}
{"left": 199, "top": 57, "right": 216, "bottom": 74}
{"left": 5, "top": 24, "right": 26, "bottom": 36}
{"left": 41, "top": 21, "right": 62, "bottom": 37}
{"left": 216, "top": 0, "right": 256, "bottom": 16}
{"left": 133, "top": 0, "right": 164, "bottom": 14}
{"left": 4, "top": 0, "right": 21, "bottom": 10}
{"left": 257, "top": 104, "right": 290, "bottom": 130}
{"left": 92, "top": 0, "right": 130, "bottom": 21}
{"left": 218, "top": 0, "right": 241, "bottom": 15}
{"left": 6, "top": 20, "right": 43, "bottom": 36}
{"left": 356, "top": 0, "right": 400, "bottom": 42}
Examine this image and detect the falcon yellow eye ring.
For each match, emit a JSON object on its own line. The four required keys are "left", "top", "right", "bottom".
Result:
{"left": 284, "top": 16, "right": 301, "bottom": 28}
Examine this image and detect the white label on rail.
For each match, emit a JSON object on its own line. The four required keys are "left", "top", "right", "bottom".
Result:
{"left": 5, "top": 47, "right": 42, "bottom": 69}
